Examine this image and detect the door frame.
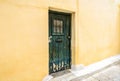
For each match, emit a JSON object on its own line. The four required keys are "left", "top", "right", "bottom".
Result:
{"left": 49, "top": 10, "right": 72, "bottom": 74}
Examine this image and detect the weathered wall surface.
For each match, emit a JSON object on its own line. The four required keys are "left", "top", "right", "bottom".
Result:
{"left": 0, "top": 0, "right": 48, "bottom": 81}
{"left": 0, "top": 0, "right": 77, "bottom": 81}
{"left": 77, "top": 0, "right": 120, "bottom": 65}
{"left": 0, "top": 0, "right": 119, "bottom": 81}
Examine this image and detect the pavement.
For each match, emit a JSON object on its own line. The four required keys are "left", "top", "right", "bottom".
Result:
{"left": 71, "top": 61, "right": 120, "bottom": 81}
{"left": 47, "top": 55, "right": 120, "bottom": 81}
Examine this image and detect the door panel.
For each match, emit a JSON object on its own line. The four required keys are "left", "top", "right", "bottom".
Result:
{"left": 49, "top": 11, "right": 71, "bottom": 74}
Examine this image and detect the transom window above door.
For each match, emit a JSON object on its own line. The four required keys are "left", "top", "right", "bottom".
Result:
{"left": 53, "top": 19, "right": 63, "bottom": 35}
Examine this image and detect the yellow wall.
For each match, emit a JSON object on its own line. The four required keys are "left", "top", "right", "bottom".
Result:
{"left": 0, "top": 0, "right": 120, "bottom": 81}
{"left": 118, "top": 6, "right": 120, "bottom": 53}
{"left": 0, "top": 0, "right": 48, "bottom": 81}
{"left": 77, "top": 0, "right": 120, "bottom": 65}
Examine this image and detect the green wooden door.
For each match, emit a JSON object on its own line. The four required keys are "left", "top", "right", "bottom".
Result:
{"left": 49, "top": 11, "right": 71, "bottom": 74}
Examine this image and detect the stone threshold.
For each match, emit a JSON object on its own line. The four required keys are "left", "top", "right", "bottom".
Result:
{"left": 43, "top": 54, "right": 120, "bottom": 81}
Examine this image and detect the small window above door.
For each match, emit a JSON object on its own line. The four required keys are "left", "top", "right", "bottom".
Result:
{"left": 53, "top": 19, "right": 63, "bottom": 35}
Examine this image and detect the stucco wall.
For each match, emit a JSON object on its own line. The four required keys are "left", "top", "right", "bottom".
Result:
{"left": 77, "top": 0, "right": 120, "bottom": 65}
{"left": 0, "top": 0, "right": 48, "bottom": 81}
{"left": 0, "top": 0, "right": 120, "bottom": 81}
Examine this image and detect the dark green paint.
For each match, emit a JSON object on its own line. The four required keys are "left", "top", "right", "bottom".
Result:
{"left": 49, "top": 11, "right": 71, "bottom": 74}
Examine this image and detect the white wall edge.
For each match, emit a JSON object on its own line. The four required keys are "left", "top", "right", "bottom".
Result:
{"left": 71, "top": 64, "right": 85, "bottom": 71}
{"left": 42, "top": 75, "right": 53, "bottom": 81}
{"left": 71, "top": 54, "right": 120, "bottom": 76}
{"left": 43, "top": 54, "right": 120, "bottom": 81}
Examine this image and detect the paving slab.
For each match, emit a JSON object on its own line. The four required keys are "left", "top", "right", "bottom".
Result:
{"left": 100, "top": 66, "right": 120, "bottom": 80}
{"left": 81, "top": 77, "right": 99, "bottom": 81}
{"left": 92, "top": 72, "right": 113, "bottom": 81}
{"left": 48, "top": 56, "right": 120, "bottom": 81}
{"left": 72, "top": 62, "right": 120, "bottom": 81}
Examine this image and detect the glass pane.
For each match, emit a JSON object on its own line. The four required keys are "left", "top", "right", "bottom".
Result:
{"left": 53, "top": 20, "right": 57, "bottom": 33}
{"left": 53, "top": 19, "right": 63, "bottom": 34}
{"left": 60, "top": 21, "right": 63, "bottom": 33}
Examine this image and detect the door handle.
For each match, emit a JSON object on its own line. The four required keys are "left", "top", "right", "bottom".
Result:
{"left": 49, "top": 36, "right": 52, "bottom": 43}
{"left": 67, "top": 36, "right": 71, "bottom": 39}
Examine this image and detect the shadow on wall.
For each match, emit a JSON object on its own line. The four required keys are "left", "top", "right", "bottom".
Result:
{"left": 118, "top": 7, "right": 120, "bottom": 53}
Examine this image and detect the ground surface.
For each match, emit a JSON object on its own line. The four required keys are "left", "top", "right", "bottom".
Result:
{"left": 72, "top": 62, "right": 120, "bottom": 81}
